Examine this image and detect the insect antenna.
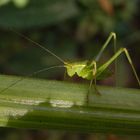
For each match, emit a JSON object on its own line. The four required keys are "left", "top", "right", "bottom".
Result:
{"left": 9, "top": 28, "right": 66, "bottom": 64}
{"left": 0, "top": 65, "right": 65, "bottom": 94}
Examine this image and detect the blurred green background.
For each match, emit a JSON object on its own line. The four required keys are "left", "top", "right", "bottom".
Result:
{"left": 0, "top": 0, "right": 140, "bottom": 139}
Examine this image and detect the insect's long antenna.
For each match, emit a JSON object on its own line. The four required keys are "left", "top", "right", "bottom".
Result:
{"left": 9, "top": 28, "right": 66, "bottom": 64}
{"left": 0, "top": 65, "right": 65, "bottom": 94}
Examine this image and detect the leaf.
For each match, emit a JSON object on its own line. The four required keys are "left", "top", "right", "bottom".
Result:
{"left": 0, "top": 74, "right": 140, "bottom": 134}
{"left": 0, "top": 0, "right": 79, "bottom": 29}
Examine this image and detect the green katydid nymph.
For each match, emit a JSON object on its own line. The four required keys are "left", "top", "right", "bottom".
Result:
{"left": 1, "top": 30, "right": 140, "bottom": 101}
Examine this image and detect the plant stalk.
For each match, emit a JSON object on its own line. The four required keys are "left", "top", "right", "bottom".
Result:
{"left": 0, "top": 75, "right": 140, "bottom": 134}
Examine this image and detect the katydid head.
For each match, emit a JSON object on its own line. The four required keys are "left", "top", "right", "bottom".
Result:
{"left": 64, "top": 61, "right": 87, "bottom": 77}
{"left": 64, "top": 60, "right": 97, "bottom": 80}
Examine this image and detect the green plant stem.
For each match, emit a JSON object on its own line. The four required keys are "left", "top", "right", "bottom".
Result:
{"left": 0, "top": 75, "right": 140, "bottom": 134}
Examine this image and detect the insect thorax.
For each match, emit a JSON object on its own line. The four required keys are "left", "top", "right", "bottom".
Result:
{"left": 64, "top": 60, "right": 95, "bottom": 80}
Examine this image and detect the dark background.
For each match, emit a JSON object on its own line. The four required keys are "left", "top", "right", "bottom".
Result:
{"left": 0, "top": 0, "right": 140, "bottom": 139}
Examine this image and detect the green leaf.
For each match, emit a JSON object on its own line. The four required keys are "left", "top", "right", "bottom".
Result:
{"left": 0, "top": 0, "right": 79, "bottom": 28}
{"left": 0, "top": 74, "right": 140, "bottom": 134}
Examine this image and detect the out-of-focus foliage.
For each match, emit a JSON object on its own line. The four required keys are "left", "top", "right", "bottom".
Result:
{"left": 0, "top": 0, "right": 79, "bottom": 28}
{"left": 0, "top": 0, "right": 140, "bottom": 87}
{"left": 0, "top": 0, "right": 29, "bottom": 8}
{"left": 77, "top": 0, "right": 136, "bottom": 36}
{"left": 0, "top": 0, "right": 139, "bottom": 86}
{"left": 0, "top": 0, "right": 140, "bottom": 139}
